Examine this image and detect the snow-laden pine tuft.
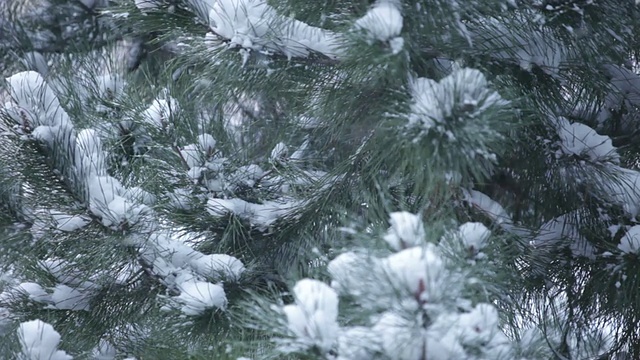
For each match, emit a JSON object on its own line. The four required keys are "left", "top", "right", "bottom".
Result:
{"left": 279, "top": 279, "right": 340, "bottom": 354}
{"left": 354, "top": 0, "right": 404, "bottom": 53}
{"left": 135, "top": 0, "right": 159, "bottom": 12}
{"left": 407, "top": 68, "right": 508, "bottom": 141}
{"left": 383, "top": 211, "right": 426, "bottom": 250}
{"left": 457, "top": 222, "right": 491, "bottom": 252}
{"left": 18, "top": 320, "right": 72, "bottom": 360}
{"left": 533, "top": 213, "right": 596, "bottom": 259}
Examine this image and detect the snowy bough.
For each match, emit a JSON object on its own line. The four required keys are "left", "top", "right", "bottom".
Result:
{"left": 0, "top": 68, "right": 248, "bottom": 356}
{"left": 244, "top": 212, "right": 543, "bottom": 359}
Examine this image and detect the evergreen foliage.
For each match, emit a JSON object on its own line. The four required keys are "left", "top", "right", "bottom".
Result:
{"left": 2, "top": 0, "right": 640, "bottom": 359}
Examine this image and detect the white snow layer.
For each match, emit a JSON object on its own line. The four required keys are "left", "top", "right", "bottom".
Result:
{"left": 270, "top": 142, "right": 288, "bottom": 162}
{"left": 207, "top": 197, "right": 299, "bottom": 228}
{"left": 135, "top": 0, "right": 159, "bottom": 11}
{"left": 618, "top": 225, "right": 640, "bottom": 254}
{"left": 91, "top": 339, "right": 117, "bottom": 360}
{"left": 383, "top": 211, "right": 426, "bottom": 250}
{"left": 602, "top": 64, "right": 640, "bottom": 111}
{"left": 534, "top": 213, "right": 595, "bottom": 259}
{"left": 16, "top": 283, "right": 50, "bottom": 303}
{"left": 142, "top": 96, "right": 179, "bottom": 129}
{"left": 190, "top": 254, "right": 246, "bottom": 281}
{"left": 457, "top": 222, "right": 491, "bottom": 252}
{"left": 50, "top": 211, "right": 91, "bottom": 232}
{"left": 176, "top": 280, "right": 227, "bottom": 315}
{"left": 280, "top": 279, "right": 339, "bottom": 353}
{"left": 207, "top": 0, "right": 343, "bottom": 59}
{"left": 555, "top": 117, "right": 619, "bottom": 163}
{"left": 18, "top": 320, "right": 72, "bottom": 360}
{"left": 462, "top": 189, "right": 512, "bottom": 226}
{"left": 6, "top": 71, "right": 72, "bottom": 129}
{"left": 381, "top": 244, "right": 449, "bottom": 303}
{"left": 474, "top": 16, "right": 562, "bottom": 76}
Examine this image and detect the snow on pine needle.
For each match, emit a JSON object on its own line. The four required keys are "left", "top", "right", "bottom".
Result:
{"left": 17, "top": 320, "right": 72, "bottom": 360}
{"left": 277, "top": 279, "right": 340, "bottom": 354}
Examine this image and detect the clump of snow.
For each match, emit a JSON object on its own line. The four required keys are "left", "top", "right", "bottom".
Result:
{"left": 6, "top": 71, "right": 72, "bottom": 129}
{"left": 18, "top": 320, "right": 72, "bottom": 360}
{"left": 407, "top": 68, "right": 508, "bottom": 139}
{"left": 618, "top": 225, "right": 640, "bottom": 254}
{"left": 383, "top": 211, "right": 426, "bottom": 250}
{"left": 142, "top": 96, "right": 179, "bottom": 129}
{"left": 609, "top": 169, "right": 640, "bottom": 218}
{"left": 337, "top": 326, "right": 381, "bottom": 359}
{"left": 135, "top": 0, "right": 159, "bottom": 12}
{"left": 327, "top": 251, "right": 381, "bottom": 299}
{"left": 354, "top": 1, "right": 403, "bottom": 48}
{"left": 229, "top": 164, "right": 264, "bottom": 188}
{"left": 95, "top": 74, "right": 124, "bottom": 100}
{"left": 290, "top": 139, "right": 309, "bottom": 161}
{"left": 181, "top": 144, "right": 203, "bottom": 168}
{"left": 555, "top": 116, "right": 619, "bottom": 164}
{"left": 279, "top": 279, "right": 339, "bottom": 353}
{"left": 372, "top": 311, "right": 450, "bottom": 360}
{"left": 91, "top": 339, "right": 116, "bottom": 360}
{"left": 602, "top": 64, "right": 640, "bottom": 112}
{"left": 168, "top": 189, "right": 194, "bottom": 210}
{"left": 31, "top": 126, "right": 69, "bottom": 147}
{"left": 198, "top": 133, "right": 217, "bottom": 154}
{"left": 39, "top": 259, "right": 85, "bottom": 287}
{"left": 16, "top": 282, "right": 50, "bottom": 303}
{"left": 457, "top": 222, "right": 491, "bottom": 252}
{"left": 48, "top": 284, "right": 92, "bottom": 311}
{"left": 123, "top": 187, "right": 156, "bottom": 205}
{"left": 381, "top": 244, "right": 448, "bottom": 304}
{"left": 176, "top": 280, "right": 227, "bottom": 315}
{"left": 190, "top": 254, "right": 246, "bottom": 281}
{"left": 50, "top": 211, "right": 91, "bottom": 232}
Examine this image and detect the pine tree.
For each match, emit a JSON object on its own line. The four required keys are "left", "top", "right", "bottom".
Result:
{"left": 2, "top": 0, "right": 640, "bottom": 359}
